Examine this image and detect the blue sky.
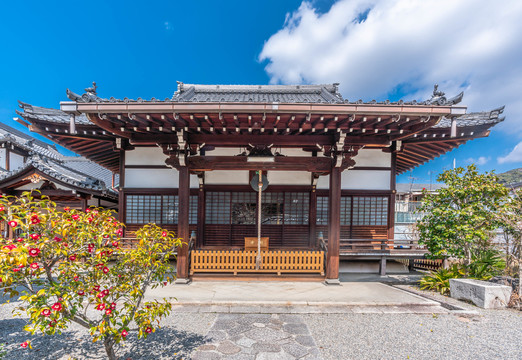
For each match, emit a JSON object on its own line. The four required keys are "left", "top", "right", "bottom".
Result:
{"left": 1, "top": 0, "right": 521, "bottom": 185}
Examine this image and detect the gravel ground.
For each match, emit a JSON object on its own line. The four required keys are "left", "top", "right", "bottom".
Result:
{"left": 304, "top": 309, "right": 522, "bottom": 360}
{"left": 1, "top": 288, "right": 522, "bottom": 360}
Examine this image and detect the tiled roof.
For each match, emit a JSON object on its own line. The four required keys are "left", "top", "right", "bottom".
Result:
{"left": 433, "top": 106, "right": 505, "bottom": 129}
{"left": 0, "top": 154, "right": 117, "bottom": 197}
{"left": 16, "top": 101, "right": 92, "bottom": 125}
{"left": 61, "top": 156, "right": 118, "bottom": 189}
{"left": 0, "top": 122, "right": 62, "bottom": 160}
{"left": 65, "top": 82, "right": 464, "bottom": 106}
{"left": 172, "top": 83, "right": 344, "bottom": 103}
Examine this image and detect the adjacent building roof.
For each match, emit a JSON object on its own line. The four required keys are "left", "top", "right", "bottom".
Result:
{"left": 396, "top": 183, "right": 445, "bottom": 193}
{"left": 0, "top": 123, "right": 117, "bottom": 198}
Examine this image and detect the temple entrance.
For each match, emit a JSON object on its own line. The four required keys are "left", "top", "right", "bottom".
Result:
{"left": 203, "top": 190, "right": 311, "bottom": 249}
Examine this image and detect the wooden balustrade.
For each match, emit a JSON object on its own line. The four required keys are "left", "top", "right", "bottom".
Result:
{"left": 190, "top": 250, "right": 324, "bottom": 276}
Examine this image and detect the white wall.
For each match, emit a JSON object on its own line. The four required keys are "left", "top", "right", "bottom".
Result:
{"left": 205, "top": 171, "right": 249, "bottom": 185}
{"left": 352, "top": 149, "right": 391, "bottom": 167}
{"left": 9, "top": 153, "right": 24, "bottom": 170}
{"left": 125, "top": 168, "right": 179, "bottom": 188}
{"left": 316, "top": 170, "right": 391, "bottom": 190}
{"left": 125, "top": 147, "right": 167, "bottom": 166}
{"left": 0, "top": 148, "right": 6, "bottom": 169}
{"left": 267, "top": 171, "right": 311, "bottom": 185}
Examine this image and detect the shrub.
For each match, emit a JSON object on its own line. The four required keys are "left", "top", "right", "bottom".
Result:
{"left": 0, "top": 192, "right": 182, "bottom": 360}
{"left": 467, "top": 249, "right": 506, "bottom": 280}
{"left": 419, "top": 265, "right": 464, "bottom": 295}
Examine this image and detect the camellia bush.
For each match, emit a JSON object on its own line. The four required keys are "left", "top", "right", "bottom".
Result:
{"left": 0, "top": 192, "right": 181, "bottom": 360}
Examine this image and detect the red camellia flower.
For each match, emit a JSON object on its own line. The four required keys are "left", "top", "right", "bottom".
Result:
{"left": 93, "top": 285, "right": 100, "bottom": 291}
{"left": 116, "top": 228, "right": 123, "bottom": 236}
{"left": 105, "top": 309, "right": 112, "bottom": 316}
{"left": 13, "top": 268, "right": 20, "bottom": 272}
{"left": 96, "top": 303, "right": 106, "bottom": 311}
{"left": 72, "top": 214, "right": 80, "bottom": 220}
{"left": 54, "top": 236, "right": 62, "bottom": 242}
{"left": 103, "top": 267, "right": 109, "bottom": 274}
{"left": 30, "top": 214, "right": 40, "bottom": 225}
{"left": 41, "top": 309, "right": 51, "bottom": 317}
{"left": 8, "top": 220, "right": 18, "bottom": 227}
{"left": 102, "top": 289, "right": 109, "bottom": 296}
{"left": 110, "top": 302, "right": 116, "bottom": 310}
{"left": 112, "top": 241, "right": 119, "bottom": 247}
{"left": 3, "top": 244, "right": 16, "bottom": 251}
{"left": 64, "top": 207, "right": 70, "bottom": 211}
{"left": 28, "top": 248, "right": 40, "bottom": 257}
{"left": 49, "top": 319, "right": 57, "bottom": 327}
{"left": 87, "top": 217, "right": 93, "bottom": 223}
{"left": 121, "top": 330, "right": 128, "bottom": 337}
{"left": 78, "top": 290, "right": 85, "bottom": 296}
{"left": 73, "top": 275, "right": 79, "bottom": 281}
{"left": 51, "top": 302, "right": 62, "bottom": 312}
{"left": 29, "top": 263, "right": 39, "bottom": 270}
{"left": 0, "top": 206, "right": 4, "bottom": 212}
{"left": 69, "top": 255, "right": 77, "bottom": 261}
{"left": 162, "top": 231, "right": 168, "bottom": 237}
{"left": 20, "top": 342, "right": 28, "bottom": 348}
{"left": 97, "top": 292, "right": 104, "bottom": 299}
{"left": 16, "top": 237, "right": 23, "bottom": 243}
{"left": 85, "top": 208, "right": 91, "bottom": 213}
{"left": 145, "top": 326, "right": 152, "bottom": 334}
{"left": 30, "top": 233, "right": 40, "bottom": 240}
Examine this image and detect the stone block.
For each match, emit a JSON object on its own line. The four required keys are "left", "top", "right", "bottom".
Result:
{"left": 449, "top": 278, "right": 512, "bottom": 309}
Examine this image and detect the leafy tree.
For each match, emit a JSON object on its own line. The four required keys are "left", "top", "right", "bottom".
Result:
{"left": 417, "top": 165, "right": 509, "bottom": 267}
{"left": 497, "top": 189, "right": 522, "bottom": 296}
{"left": 0, "top": 192, "right": 181, "bottom": 360}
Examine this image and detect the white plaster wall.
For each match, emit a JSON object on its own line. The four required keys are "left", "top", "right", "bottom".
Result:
{"left": 341, "top": 170, "right": 391, "bottom": 190}
{"left": 190, "top": 174, "right": 199, "bottom": 188}
{"left": 353, "top": 149, "right": 391, "bottom": 167}
{"left": 267, "top": 171, "right": 311, "bottom": 185}
{"left": 9, "top": 153, "right": 24, "bottom": 170}
{"left": 205, "top": 171, "right": 249, "bottom": 185}
{"left": 0, "top": 149, "right": 6, "bottom": 169}
{"left": 316, "top": 170, "right": 391, "bottom": 190}
{"left": 205, "top": 148, "right": 241, "bottom": 156}
{"left": 125, "top": 147, "right": 167, "bottom": 166}
{"left": 125, "top": 168, "right": 179, "bottom": 188}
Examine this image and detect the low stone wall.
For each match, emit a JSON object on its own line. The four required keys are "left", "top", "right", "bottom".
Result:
{"left": 450, "top": 278, "right": 512, "bottom": 309}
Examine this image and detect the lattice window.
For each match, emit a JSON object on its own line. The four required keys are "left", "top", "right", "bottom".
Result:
{"left": 340, "top": 196, "right": 352, "bottom": 226}
{"left": 316, "top": 196, "right": 329, "bottom": 225}
{"left": 262, "top": 192, "right": 284, "bottom": 224}
{"left": 189, "top": 195, "right": 198, "bottom": 224}
{"left": 284, "top": 192, "right": 309, "bottom": 225}
{"left": 205, "top": 192, "right": 231, "bottom": 224}
{"left": 232, "top": 192, "right": 257, "bottom": 224}
{"left": 352, "top": 196, "right": 388, "bottom": 226}
{"left": 126, "top": 194, "right": 198, "bottom": 225}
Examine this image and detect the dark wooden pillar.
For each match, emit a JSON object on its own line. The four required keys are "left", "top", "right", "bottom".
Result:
{"left": 176, "top": 166, "right": 190, "bottom": 282}
{"left": 326, "top": 167, "right": 341, "bottom": 284}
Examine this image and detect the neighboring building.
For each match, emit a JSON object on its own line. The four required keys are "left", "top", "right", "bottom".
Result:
{"left": 15, "top": 82, "right": 504, "bottom": 281}
{"left": 0, "top": 122, "right": 118, "bottom": 211}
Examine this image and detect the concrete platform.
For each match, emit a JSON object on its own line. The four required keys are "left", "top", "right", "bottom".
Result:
{"left": 145, "top": 281, "right": 450, "bottom": 314}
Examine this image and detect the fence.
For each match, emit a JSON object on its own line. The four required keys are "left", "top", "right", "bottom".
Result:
{"left": 190, "top": 250, "right": 324, "bottom": 275}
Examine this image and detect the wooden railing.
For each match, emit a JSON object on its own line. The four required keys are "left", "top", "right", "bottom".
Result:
{"left": 190, "top": 250, "right": 324, "bottom": 276}
{"left": 413, "top": 258, "right": 443, "bottom": 271}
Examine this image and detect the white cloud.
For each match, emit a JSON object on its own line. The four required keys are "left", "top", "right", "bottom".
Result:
{"left": 498, "top": 142, "right": 522, "bottom": 164}
{"left": 466, "top": 156, "right": 490, "bottom": 166}
{"left": 260, "top": 0, "right": 522, "bottom": 140}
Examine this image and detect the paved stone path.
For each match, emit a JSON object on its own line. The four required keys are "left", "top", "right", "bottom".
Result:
{"left": 191, "top": 314, "right": 323, "bottom": 359}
